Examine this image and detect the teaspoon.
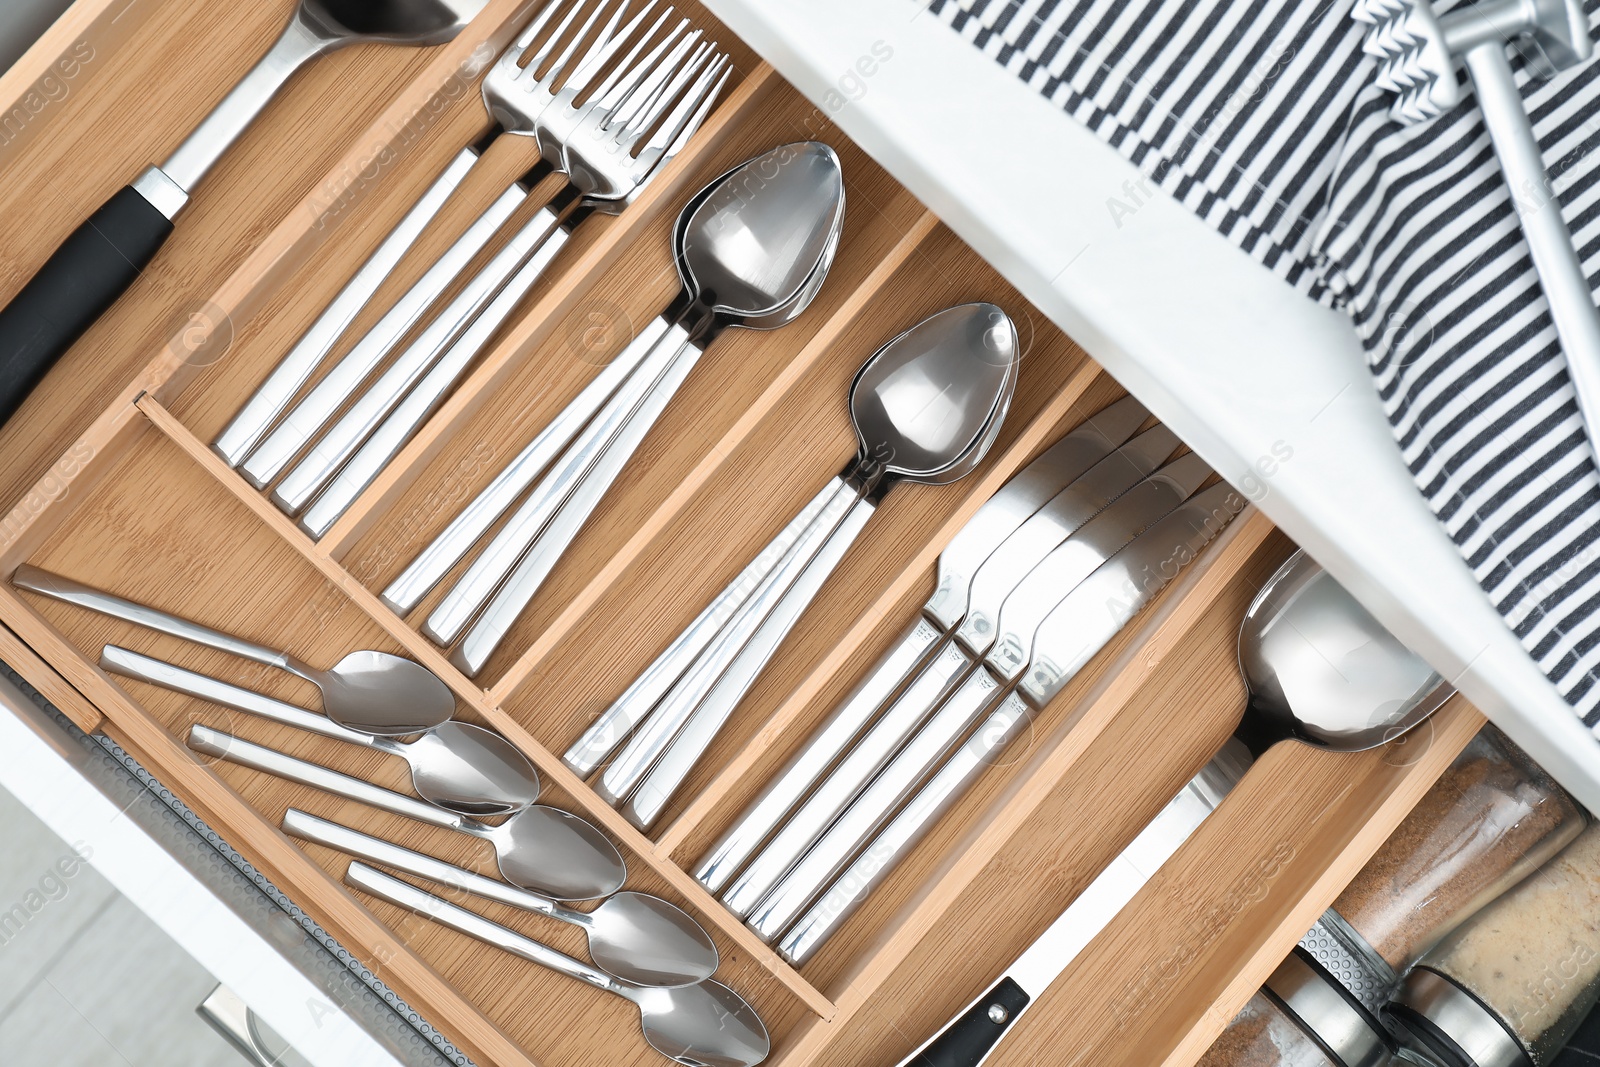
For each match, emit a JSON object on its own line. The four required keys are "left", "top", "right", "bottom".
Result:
{"left": 101, "top": 646, "right": 539, "bottom": 818}
{"left": 284, "top": 809, "right": 718, "bottom": 986}
{"left": 187, "top": 724, "right": 625, "bottom": 900}
{"left": 348, "top": 863, "right": 771, "bottom": 1067}
{"left": 14, "top": 565, "right": 453, "bottom": 736}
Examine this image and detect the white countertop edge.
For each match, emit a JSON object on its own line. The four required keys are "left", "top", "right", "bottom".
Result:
{"left": 704, "top": 0, "right": 1600, "bottom": 809}
{"left": 0, "top": 675, "right": 406, "bottom": 1067}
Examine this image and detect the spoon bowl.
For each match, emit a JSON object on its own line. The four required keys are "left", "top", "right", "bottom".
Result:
{"left": 1238, "top": 550, "right": 1452, "bottom": 752}
{"left": 306, "top": 0, "right": 486, "bottom": 43}
{"left": 404, "top": 721, "right": 542, "bottom": 816}
{"left": 585, "top": 892, "right": 722, "bottom": 987}
{"left": 312, "top": 649, "right": 456, "bottom": 736}
{"left": 485, "top": 804, "right": 628, "bottom": 901}
{"left": 635, "top": 981, "right": 772, "bottom": 1067}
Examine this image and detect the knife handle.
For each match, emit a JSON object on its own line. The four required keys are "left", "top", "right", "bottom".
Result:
{"left": 899, "top": 978, "right": 1032, "bottom": 1067}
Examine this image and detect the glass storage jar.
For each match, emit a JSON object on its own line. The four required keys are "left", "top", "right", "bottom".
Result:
{"left": 1326, "top": 726, "right": 1585, "bottom": 991}
{"left": 1388, "top": 822, "right": 1600, "bottom": 1067}
{"left": 1200, "top": 951, "right": 1393, "bottom": 1067}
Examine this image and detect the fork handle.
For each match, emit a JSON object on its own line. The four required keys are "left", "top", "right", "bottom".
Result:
{"left": 0, "top": 184, "right": 173, "bottom": 427}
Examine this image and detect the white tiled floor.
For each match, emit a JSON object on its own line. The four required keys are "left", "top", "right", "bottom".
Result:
{"left": 0, "top": 786, "right": 238, "bottom": 1067}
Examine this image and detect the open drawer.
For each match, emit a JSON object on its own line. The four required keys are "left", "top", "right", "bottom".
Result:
{"left": 0, "top": 2, "right": 1489, "bottom": 1065}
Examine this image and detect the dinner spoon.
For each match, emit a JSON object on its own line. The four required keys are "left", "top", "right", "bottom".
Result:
{"left": 283, "top": 810, "right": 718, "bottom": 986}
{"left": 347, "top": 863, "right": 770, "bottom": 1067}
{"left": 13, "top": 565, "right": 453, "bottom": 736}
{"left": 0, "top": 0, "right": 492, "bottom": 423}
{"left": 417, "top": 142, "right": 848, "bottom": 678}
{"left": 597, "top": 303, "right": 1019, "bottom": 830}
{"left": 187, "top": 724, "right": 625, "bottom": 900}
{"left": 101, "top": 645, "right": 538, "bottom": 818}
{"left": 865, "top": 551, "right": 1454, "bottom": 1067}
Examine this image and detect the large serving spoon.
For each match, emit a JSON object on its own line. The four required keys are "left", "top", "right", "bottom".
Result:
{"left": 0, "top": 0, "right": 492, "bottom": 425}
{"left": 283, "top": 809, "right": 718, "bottom": 986}
{"left": 861, "top": 550, "right": 1455, "bottom": 1067}
{"left": 347, "top": 863, "right": 770, "bottom": 1067}
{"left": 187, "top": 724, "right": 625, "bottom": 900}
{"left": 14, "top": 565, "right": 453, "bottom": 736}
{"left": 101, "top": 646, "right": 538, "bottom": 817}
{"left": 407, "top": 142, "right": 848, "bottom": 680}
{"left": 594, "top": 303, "right": 1019, "bottom": 831}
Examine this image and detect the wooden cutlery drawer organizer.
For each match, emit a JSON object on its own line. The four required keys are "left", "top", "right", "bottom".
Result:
{"left": 0, "top": 1, "right": 1489, "bottom": 1065}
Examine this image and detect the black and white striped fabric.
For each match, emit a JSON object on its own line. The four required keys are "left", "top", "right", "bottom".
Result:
{"left": 928, "top": 0, "right": 1600, "bottom": 721}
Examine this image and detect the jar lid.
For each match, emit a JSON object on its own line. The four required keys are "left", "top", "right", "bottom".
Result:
{"left": 1386, "top": 968, "right": 1529, "bottom": 1067}
{"left": 1265, "top": 949, "right": 1393, "bottom": 1067}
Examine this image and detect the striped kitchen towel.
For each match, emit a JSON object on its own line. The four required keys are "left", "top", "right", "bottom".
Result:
{"left": 927, "top": 0, "right": 1600, "bottom": 721}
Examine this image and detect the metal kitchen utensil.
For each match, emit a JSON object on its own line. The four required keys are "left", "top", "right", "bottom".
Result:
{"left": 13, "top": 564, "right": 453, "bottom": 736}
{"left": 287, "top": 10, "right": 732, "bottom": 533}
{"left": 0, "top": 0, "right": 493, "bottom": 426}
{"left": 718, "top": 450, "right": 1209, "bottom": 920}
{"left": 597, "top": 303, "right": 1019, "bottom": 831}
{"left": 749, "top": 475, "right": 1232, "bottom": 945}
{"left": 346, "top": 863, "right": 770, "bottom": 1067}
{"left": 691, "top": 396, "right": 1157, "bottom": 893}
{"left": 212, "top": 0, "right": 590, "bottom": 467}
{"left": 838, "top": 550, "right": 1454, "bottom": 1067}
{"left": 187, "top": 724, "right": 625, "bottom": 900}
{"left": 283, "top": 809, "right": 718, "bottom": 986}
{"left": 101, "top": 645, "right": 538, "bottom": 817}
{"left": 410, "top": 142, "right": 847, "bottom": 677}
{"left": 1357, "top": 0, "right": 1600, "bottom": 450}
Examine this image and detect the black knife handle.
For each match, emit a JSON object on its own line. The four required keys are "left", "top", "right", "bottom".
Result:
{"left": 0, "top": 184, "right": 173, "bottom": 425}
{"left": 905, "top": 978, "right": 1032, "bottom": 1067}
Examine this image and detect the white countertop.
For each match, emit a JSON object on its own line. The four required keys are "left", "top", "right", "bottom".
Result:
{"left": 703, "top": 0, "right": 1600, "bottom": 810}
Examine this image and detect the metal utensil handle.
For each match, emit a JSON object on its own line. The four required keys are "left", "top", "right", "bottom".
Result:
{"left": 345, "top": 863, "right": 619, "bottom": 993}
{"left": 274, "top": 200, "right": 560, "bottom": 514}
{"left": 425, "top": 321, "right": 693, "bottom": 644}
{"left": 449, "top": 330, "right": 703, "bottom": 678}
{"left": 746, "top": 665, "right": 1000, "bottom": 942}
{"left": 381, "top": 315, "right": 674, "bottom": 616}
{"left": 777, "top": 690, "right": 1032, "bottom": 966}
{"left": 595, "top": 478, "right": 857, "bottom": 806}
{"left": 186, "top": 724, "right": 462, "bottom": 830}
{"left": 14, "top": 565, "right": 290, "bottom": 670}
{"left": 281, "top": 808, "right": 563, "bottom": 921}
{"left": 213, "top": 146, "right": 480, "bottom": 467}
{"left": 239, "top": 180, "right": 526, "bottom": 489}
{"left": 623, "top": 492, "right": 877, "bottom": 831}
{"left": 694, "top": 616, "right": 945, "bottom": 893}
{"left": 1464, "top": 43, "right": 1600, "bottom": 432}
{"left": 567, "top": 477, "right": 846, "bottom": 781}
{"left": 299, "top": 218, "right": 574, "bottom": 538}
{"left": 99, "top": 645, "right": 372, "bottom": 747}
{"left": 720, "top": 638, "right": 972, "bottom": 916}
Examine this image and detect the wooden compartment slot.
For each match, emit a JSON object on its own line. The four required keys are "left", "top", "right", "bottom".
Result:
{"left": 0, "top": 1, "right": 1493, "bottom": 1065}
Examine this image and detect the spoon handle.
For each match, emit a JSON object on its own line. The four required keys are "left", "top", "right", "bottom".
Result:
{"left": 425, "top": 318, "right": 691, "bottom": 646}
{"left": 619, "top": 488, "right": 877, "bottom": 831}
{"left": 346, "top": 863, "right": 622, "bottom": 994}
{"left": 272, "top": 191, "right": 558, "bottom": 516}
{"left": 565, "top": 478, "right": 846, "bottom": 781}
{"left": 595, "top": 478, "right": 859, "bottom": 808}
{"left": 380, "top": 315, "right": 674, "bottom": 616}
{"left": 717, "top": 637, "right": 972, "bottom": 918}
{"left": 298, "top": 207, "right": 575, "bottom": 538}
{"left": 14, "top": 566, "right": 291, "bottom": 671}
{"left": 448, "top": 329, "right": 702, "bottom": 678}
{"left": 745, "top": 662, "right": 998, "bottom": 943}
{"left": 213, "top": 145, "right": 482, "bottom": 467}
{"left": 100, "top": 645, "right": 378, "bottom": 748}
{"left": 238, "top": 177, "right": 526, "bottom": 490}
{"left": 186, "top": 724, "right": 464, "bottom": 831}
{"left": 282, "top": 809, "right": 565, "bottom": 922}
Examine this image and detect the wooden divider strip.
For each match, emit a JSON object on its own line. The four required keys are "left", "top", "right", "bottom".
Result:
{"left": 0, "top": 594, "right": 544, "bottom": 1067}
{"left": 654, "top": 356, "right": 1106, "bottom": 855}
{"left": 487, "top": 209, "right": 943, "bottom": 705}
{"left": 317, "top": 62, "right": 786, "bottom": 559}
{"left": 134, "top": 391, "right": 839, "bottom": 1018}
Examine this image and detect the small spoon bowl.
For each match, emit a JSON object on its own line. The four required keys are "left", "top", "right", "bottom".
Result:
{"left": 586, "top": 892, "right": 721, "bottom": 987}
{"left": 1238, "top": 550, "right": 1452, "bottom": 752}
{"left": 486, "top": 805, "right": 628, "bottom": 901}
{"left": 634, "top": 981, "right": 772, "bottom": 1067}
{"left": 405, "top": 721, "right": 542, "bottom": 816}
{"left": 305, "top": 0, "right": 486, "bottom": 45}
{"left": 307, "top": 649, "right": 456, "bottom": 736}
